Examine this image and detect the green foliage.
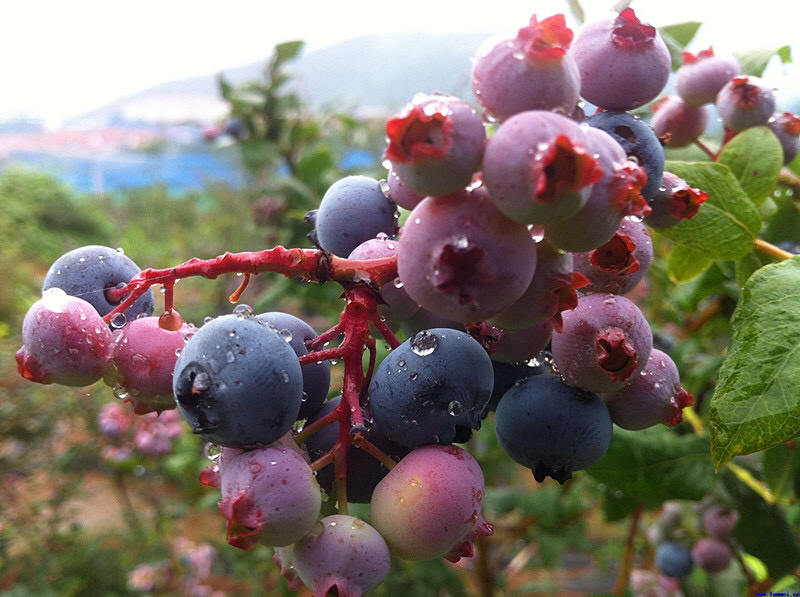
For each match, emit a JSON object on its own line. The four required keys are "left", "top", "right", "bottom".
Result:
{"left": 587, "top": 427, "right": 716, "bottom": 506}
{"left": 657, "top": 161, "right": 762, "bottom": 282}
{"left": 709, "top": 258, "right": 800, "bottom": 468}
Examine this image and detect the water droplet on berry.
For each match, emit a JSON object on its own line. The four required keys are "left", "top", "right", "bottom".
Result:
{"left": 204, "top": 443, "right": 223, "bottom": 460}
{"left": 233, "top": 304, "right": 254, "bottom": 317}
{"left": 204, "top": 316, "right": 214, "bottom": 325}
{"left": 448, "top": 400, "right": 463, "bottom": 416}
{"left": 410, "top": 330, "right": 438, "bottom": 356}
{"left": 226, "top": 351, "right": 236, "bottom": 363}
{"left": 393, "top": 278, "right": 404, "bottom": 289}
{"left": 110, "top": 312, "right": 127, "bottom": 329}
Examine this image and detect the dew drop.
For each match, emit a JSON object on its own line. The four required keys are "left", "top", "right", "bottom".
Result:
{"left": 113, "top": 385, "right": 129, "bottom": 400}
{"left": 232, "top": 303, "right": 254, "bottom": 317}
{"left": 448, "top": 400, "right": 463, "bottom": 416}
{"left": 410, "top": 330, "right": 438, "bottom": 356}
{"left": 204, "top": 443, "right": 223, "bottom": 460}
{"left": 393, "top": 278, "right": 404, "bottom": 289}
{"left": 110, "top": 312, "right": 127, "bottom": 329}
{"left": 204, "top": 316, "right": 214, "bottom": 325}
{"left": 115, "top": 247, "right": 125, "bottom": 255}
{"left": 226, "top": 351, "right": 236, "bottom": 363}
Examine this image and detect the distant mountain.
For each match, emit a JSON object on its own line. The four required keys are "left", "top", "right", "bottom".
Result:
{"left": 66, "top": 32, "right": 493, "bottom": 127}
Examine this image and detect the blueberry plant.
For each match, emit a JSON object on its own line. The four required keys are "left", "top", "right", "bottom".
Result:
{"left": 12, "top": 5, "right": 800, "bottom": 596}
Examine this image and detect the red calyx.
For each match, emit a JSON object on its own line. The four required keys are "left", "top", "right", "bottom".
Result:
{"left": 432, "top": 239, "right": 487, "bottom": 306}
{"left": 778, "top": 112, "right": 800, "bottom": 136}
{"left": 591, "top": 234, "right": 640, "bottom": 275}
{"left": 532, "top": 135, "right": 603, "bottom": 203}
{"left": 15, "top": 347, "right": 50, "bottom": 384}
{"left": 665, "top": 385, "right": 695, "bottom": 426}
{"left": 612, "top": 161, "right": 651, "bottom": 217}
{"left": 612, "top": 8, "right": 656, "bottom": 49}
{"left": 669, "top": 185, "right": 708, "bottom": 220}
{"left": 550, "top": 272, "right": 589, "bottom": 333}
{"left": 385, "top": 102, "right": 452, "bottom": 163}
{"left": 516, "top": 13, "right": 573, "bottom": 61}
{"left": 681, "top": 47, "right": 715, "bottom": 65}
{"left": 596, "top": 328, "right": 638, "bottom": 381}
{"left": 730, "top": 76, "right": 762, "bottom": 109}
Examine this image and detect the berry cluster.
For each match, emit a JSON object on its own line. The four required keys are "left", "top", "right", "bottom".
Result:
{"left": 13, "top": 7, "right": 800, "bottom": 596}
{"left": 640, "top": 499, "right": 740, "bottom": 593}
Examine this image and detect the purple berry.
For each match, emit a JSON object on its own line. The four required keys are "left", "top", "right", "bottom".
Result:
{"left": 651, "top": 96, "right": 709, "bottom": 148}
{"left": 290, "top": 515, "right": 391, "bottom": 596}
{"left": 385, "top": 93, "right": 485, "bottom": 197}
{"left": 105, "top": 315, "right": 195, "bottom": 414}
{"left": 767, "top": 111, "right": 800, "bottom": 164}
{"left": 218, "top": 443, "right": 322, "bottom": 548}
{"left": 572, "top": 217, "right": 653, "bottom": 295}
{"left": 571, "top": 8, "right": 671, "bottom": 111}
{"left": 491, "top": 238, "right": 586, "bottom": 332}
{"left": 691, "top": 538, "right": 733, "bottom": 574}
{"left": 675, "top": 47, "right": 741, "bottom": 107}
{"left": 702, "top": 505, "right": 739, "bottom": 541}
{"left": 16, "top": 288, "right": 114, "bottom": 386}
{"left": 716, "top": 75, "right": 776, "bottom": 131}
{"left": 471, "top": 14, "right": 580, "bottom": 121}
{"left": 603, "top": 348, "right": 695, "bottom": 430}
{"left": 482, "top": 109, "right": 602, "bottom": 225}
{"left": 370, "top": 445, "right": 492, "bottom": 561}
{"left": 385, "top": 167, "right": 425, "bottom": 210}
{"left": 544, "top": 124, "right": 650, "bottom": 252}
{"left": 397, "top": 185, "right": 537, "bottom": 323}
{"left": 348, "top": 236, "right": 420, "bottom": 325}
{"left": 645, "top": 171, "right": 709, "bottom": 229}
{"left": 551, "top": 293, "right": 653, "bottom": 393}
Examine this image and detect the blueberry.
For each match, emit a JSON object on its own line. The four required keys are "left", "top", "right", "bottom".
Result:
{"left": 42, "top": 245, "right": 155, "bottom": 320}
{"left": 494, "top": 373, "right": 612, "bottom": 483}
{"left": 314, "top": 175, "right": 397, "bottom": 257}
{"left": 173, "top": 314, "right": 303, "bottom": 448}
{"left": 585, "top": 110, "right": 665, "bottom": 201}
{"left": 655, "top": 541, "right": 694, "bottom": 578}
{"left": 368, "top": 328, "right": 494, "bottom": 447}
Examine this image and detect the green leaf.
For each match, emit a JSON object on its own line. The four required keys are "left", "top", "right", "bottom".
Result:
{"left": 762, "top": 440, "right": 800, "bottom": 499}
{"left": 657, "top": 161, "right": 761, "bottom": 265}
{"left": 734, "top": 45, "right": 792, "bottom": 77}
{"left": 667, "top": 245, "right": 713, "bottom": 283}
{"left": 718, "top": 126, "right": 784, "bottom": 207}
{"left": 660, "top": 21, "right": 702, "bottom": 48}
{"left": 586, "top": 427, "right": 716, "bottom": 506}
{"left": 566, "top": 0, "right": 584, "bottom": 24}
{"left": 274, "top": 40, "right": 305, "bottom": 63}
{"left": 721, "top": 468, "right": 800, "bottom": 578}
{"left": 709, "top": 257, "right": 800, "bottom": 469}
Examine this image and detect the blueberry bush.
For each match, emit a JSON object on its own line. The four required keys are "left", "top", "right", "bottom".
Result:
{"left": 5, "top": 4, "right": 800, "bottom": 596}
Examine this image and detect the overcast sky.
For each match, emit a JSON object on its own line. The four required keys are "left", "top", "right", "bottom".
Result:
{"left": 2, "top": 0, "right": 795, "bottom": 128}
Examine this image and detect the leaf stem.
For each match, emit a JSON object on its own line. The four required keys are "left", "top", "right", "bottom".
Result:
{"left": 724, "top": 461, "right": 777, "bottom": 505}
{"left": 753, "top": 238, "right": 795, "bottom": 261}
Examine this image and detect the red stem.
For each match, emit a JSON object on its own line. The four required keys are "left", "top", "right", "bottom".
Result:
{"left": 103, "top": 247, "right": 402, "bottom": 511}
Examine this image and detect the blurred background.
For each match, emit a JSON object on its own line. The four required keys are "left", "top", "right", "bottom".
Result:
{"left": 1, "top": 1, "right": 798, "bottom": 595}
